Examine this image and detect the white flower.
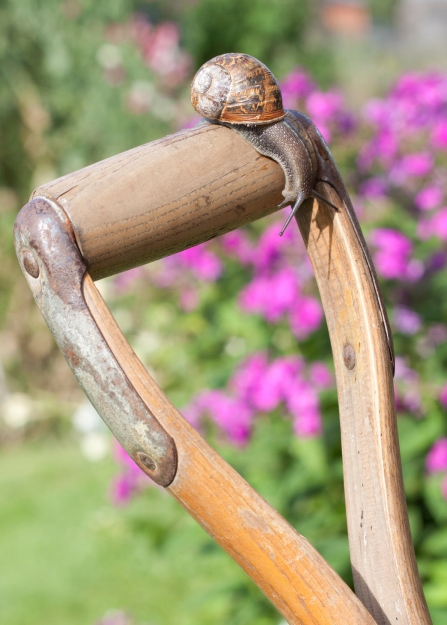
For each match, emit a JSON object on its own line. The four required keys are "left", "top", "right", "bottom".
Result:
{"left": 72, "top": 401, "right": 106, "bottom": 434}
{"left": 1, "top": 393, "right": 34, "bottom": 428}
{"left": 81, "top": 432, "right": 109, "bottom": 462}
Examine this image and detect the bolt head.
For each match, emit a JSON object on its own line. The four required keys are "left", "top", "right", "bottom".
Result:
{"left": 22, "top": 250, "right": 39, "bottom": 279}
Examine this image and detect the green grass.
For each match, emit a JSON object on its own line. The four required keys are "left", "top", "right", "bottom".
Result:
{"left": 2, "top": 437, "right": 446, "bottom": 625}
{"left": 0, "top": 438, "right": 259, "bottom": 625}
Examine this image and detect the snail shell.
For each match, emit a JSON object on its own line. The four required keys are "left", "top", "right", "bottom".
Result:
{"left": 191, "top": 53, "right": 338, "bottom": 235}
{"left": 191, "top": 53, "right": 286, "bottom": 125}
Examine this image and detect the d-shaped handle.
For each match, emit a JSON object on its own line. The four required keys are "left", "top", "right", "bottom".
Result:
{"left": 16, "top": 112, "right": 431, "bottom": 625}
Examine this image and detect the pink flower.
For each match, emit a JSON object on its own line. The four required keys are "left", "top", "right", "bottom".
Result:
{"left": 180, "top": 287, "right": 199, "bottom": 311}
{"left": 304, "top": 90, "right": 354, "bottom": 142}
{"left": 430, "top": 208, "right": 447, "bottom": 240}
{"left": 239, "top": 269, "right": 300, "bottom": 322}
{"left": 391, "top": 153, "right": 433, "bottom": 183}
{"left": 306, "top": 90, "right": 343, "bottom": 122}
{"left": 374, "top": 250, "right": 409, "bottom": 279}
{"left": 370, "top": 229, "right": 414, "bottom": 280}
{"left": 114, "top": 442, "right": 143, "bottom": 475}
{"left": 363, "top": 99, "right": 393, "bottom": 128}
{"left": 114, "top": 267, "right": 145, "bottom": 292}
{"left": 181, "top": 402, "right": 202, "bottom": 430}
{"left": 315, "top": 122, "right": 331, "bottom": 143}
{"left": 251, "top": 223, "right": 290, "bottom": 272}
{"left": 280, "top": 70, "right": 315, "bottom": 107}
{"left": 392, "top": 72, "right": 421, "bottom": 99}
{"left": 231, "top": 353, "right": 268, "bottom": 402}
{"left": 196, "top": 390, "right": 253, "bottom": 446}
{"left": 111, "top": 442, "right": 150, "bottom": 505}
{"left": 393, "top": 306, "right": 421, "bottom": 335}
{"left": 426, "top": 252, "right": 447, "bottom": 272}
{"left": 238, "top": 275, "right": 270, "bottom": 316}
{"left": 426, "top": 439, "right": 447, "bottom": 473}
{"left": 95, "top": 611, "right": 133, "bottom": 625}
{"left": 394, "top": 357, "right": 423, "bottom": 415}
{"left": 173, "top": 245, "right": 222, "bottom": 281}
{"left": 370, "top": 228, "right": 413, "bottom": 255}
{"left": 439, "top": 383, "right": 447, "bottom": 409}
{"left": 358, "top": 131, "right": 398, "bottom": 168}
{"left": 184, "top": 354, "right": 328, "bottom": 443}
{"left": 181, "top": 115, "right": 202, "bottom": 129}
{"left": 432, "top": 120, "right": 447, "bottom": 149}
{"left": 221, "top": 230, "right": 253, "bottom": 264}
{"left": 394, "top": 356, "right": 419, "bottom": 384}
{"left": 405, "top": 259, "right": 424, "bottom": 282}
{"left": 289, "top": 296, "right": 323, "bottom": 339}
{"left": 250, "top": 356, "right": 304, "bottom": 412}
{"left": 111, "top": 473, "right": 136, "bottom": 506}
{"left": 359, "top": 177, "right": 388, "bottom": 199}
{"left": 415, "top": 186, "right": 443, "bottom": 211}
{"left": 285, "top": 381, "right": 322, "bottom": 438}
{"left": 309, "top": 362, "right": 334, "bottom": 389}
{"left": 133, "top": 17, "right": 190, "bottom": 86}
{"left": 265, "top": 268, "right": 301, "bottom": 320}
{"left": 294, "top": 408, "right": 322, "bottom": 437}
{"left": 417, "top": 218, "right": 433, "bottom": 241}
{"left": 375, "top": 131, "right": 399, "bottom": 161}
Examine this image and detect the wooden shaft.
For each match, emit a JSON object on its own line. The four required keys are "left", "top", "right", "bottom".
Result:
{"left": 83, "top": 274, "right": 376, "bottom": 625}
{"left": 296, "top": 186, "right": 431, "bottom": 624}
{"left": 32, "top": 124, "right": 284, "bottom": 280}
{"left": 31, "top": 117, "right": 431, "bottom": 622}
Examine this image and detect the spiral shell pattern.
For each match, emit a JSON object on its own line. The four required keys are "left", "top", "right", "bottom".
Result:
{"left": 191, "top": 53, "right": 286, "bottom": 125}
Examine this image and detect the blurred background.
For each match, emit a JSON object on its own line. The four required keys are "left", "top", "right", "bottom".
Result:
{"left": 3, "top": 0, "right": 447, "bottom": 623}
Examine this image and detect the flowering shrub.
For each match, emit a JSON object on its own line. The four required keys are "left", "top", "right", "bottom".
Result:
{"left": 113, "top": 64, "right": 447, "bottom": 536}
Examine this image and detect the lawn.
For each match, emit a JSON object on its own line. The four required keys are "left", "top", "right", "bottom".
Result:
{"left": 0, "top": 438, "right": 265, "bottom": 625}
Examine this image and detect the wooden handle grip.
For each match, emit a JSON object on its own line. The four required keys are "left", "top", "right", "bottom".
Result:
{"left": 32, "top": 123, "right": 284, "bottom": 280}
{"left": 25, "top": 115, "right": 432, "bottom": 624}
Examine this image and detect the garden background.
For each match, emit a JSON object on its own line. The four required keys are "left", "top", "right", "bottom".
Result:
{"left": 2, "top": 1, "right": 447, "bottom": 624}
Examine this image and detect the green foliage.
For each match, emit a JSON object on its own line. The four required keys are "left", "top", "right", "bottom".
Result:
{"left": 1, "top": 1, "right": 447, "bottom": 624}
{"left": 0, "top": 0, "right": 178, "bottom": 200}
{"left": 182, "top": 0, "right": 310, "bottom": 67}
{"left": 0, "top": 440, "right": 248, "bottom": 625}
{"left": 368, "top": 0, "right": 398, "bottom": 24}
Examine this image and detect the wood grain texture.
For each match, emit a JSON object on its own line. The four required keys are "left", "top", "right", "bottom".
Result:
{"left": 83, "top": 273, "right": 377, "bottom": 625}
{"left": 33, "top": 114, "right": 431, "bottom": 623}
{"left": 32, "top": 123, "right": 284, "bottom": 280}
{"left": 296, "top": 187, "right": 431, "bottom": 625}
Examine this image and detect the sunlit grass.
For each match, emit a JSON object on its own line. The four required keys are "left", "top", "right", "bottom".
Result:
{"left": 0, "top": 438, "right": 262, "bottom": 625}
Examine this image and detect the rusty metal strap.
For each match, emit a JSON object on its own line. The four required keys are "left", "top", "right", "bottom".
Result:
{"left": 14, "top": 197, "right": 177, "bottom": 486}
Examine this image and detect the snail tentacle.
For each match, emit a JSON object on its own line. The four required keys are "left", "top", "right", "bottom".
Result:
{"left": 227, "top": 118, "right": 339, "bottom": 234}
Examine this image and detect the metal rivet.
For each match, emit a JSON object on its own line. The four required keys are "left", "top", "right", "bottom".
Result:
{"left": 343, "top": 344, "right": 356, "bottom": 370}
{"left": 135, "top": 452, "right": 156, "bottom": 473}
{"left": 23, "top": 250, "right": 39, "bottom": 279}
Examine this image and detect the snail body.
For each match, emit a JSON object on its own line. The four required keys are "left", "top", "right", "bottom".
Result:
{"left": 191, "top": 53, "right": 336, "bottom": 235}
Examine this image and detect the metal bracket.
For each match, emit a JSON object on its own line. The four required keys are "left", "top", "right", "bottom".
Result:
{"left": 14, "top": 197, "right": 177, "bottom": 487}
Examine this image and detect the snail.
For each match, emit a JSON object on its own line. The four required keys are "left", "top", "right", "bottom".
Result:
{"left": 191, "top": 53, "right": 338, "bottom": 235}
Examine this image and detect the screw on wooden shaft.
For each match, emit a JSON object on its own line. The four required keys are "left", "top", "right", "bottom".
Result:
{"left": 343, "top": 344, "right": 356, "bottom": 370}
{"left": 22, "top": 250, "right": 39, "bottom": 278}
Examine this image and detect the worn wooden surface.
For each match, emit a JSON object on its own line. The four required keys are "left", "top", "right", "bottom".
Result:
{"left": 297, "top": 184, "right": 432, "bottom": 624}
{"left": 83, "top": 273, "right": 377, "bottom": 625}
{"left": 32, "top": 123, "right": 284, "bottom": 280}
{"left": 33, "top": 118, "right": 431, "bottom": 623}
